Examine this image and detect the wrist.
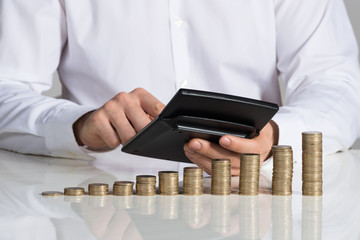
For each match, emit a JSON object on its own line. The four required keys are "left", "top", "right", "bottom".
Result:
{"left": 72, "top": 110, "right": 95, "bottom": 146}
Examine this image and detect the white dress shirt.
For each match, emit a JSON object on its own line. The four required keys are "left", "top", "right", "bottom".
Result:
{"left": 0, "top": 0, "right": 360, "bottom": 167}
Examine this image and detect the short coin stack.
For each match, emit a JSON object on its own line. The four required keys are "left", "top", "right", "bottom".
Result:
{"left": 239, "top": 154, "right": 260, "bottom": 196}
{"left": 88, "top": 183, "right": 109, "bottom": 196}
{"left": 272, "top": 145, "right": 293, "bottom": 196}
{"left": 41, "top": 191, "right": 63, "bottom": 197}
{"left": 302, "top": 131, "right": 323, "bottom": 196}
{"left": 211, "top": 159, "right": 231, "bottom": 195}
{"left": 183, "top": 167, "right": 203, "bottom": 196}
{"left": 136, "top": 175, "right": 156, "bottom": 196}
{"left": 64, "top": 187, "right": 85, "bottom": 196}
{"left": 158, "top": 171, "right": 179, "bottom": 195}
{"left": 113, "top": 181, "right": 134, "bottom": 196}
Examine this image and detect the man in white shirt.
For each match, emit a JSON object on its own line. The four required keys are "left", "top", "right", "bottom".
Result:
{"left": 0, "top": 0, "right": 360, "bottom": 175}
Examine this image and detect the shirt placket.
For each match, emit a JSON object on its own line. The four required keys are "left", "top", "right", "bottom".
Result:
{"left": 169, "top": 0, "right": 190, "bottom": 89}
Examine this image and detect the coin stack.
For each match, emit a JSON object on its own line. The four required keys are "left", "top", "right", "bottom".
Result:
{"left": 272, "top": 145, "right": 293, "bottom": 196}
{"left": 113, "top": 181, "right": 134, "bottom": 196}
{"left": 239, "top": 154, "right": 260, "bottom": 196}
{"left": 64, "top": 187, "right": 85, "bottom": 196}
{"left": 41, "top": 191, "right": 63, "bottom": 197}
{"left": 183, "top": 167, "right": 203, "bottom": 196}
{"left": 211, "top": 159, "right": 231, "bottom": 195}
{"left": 136, "top": 175, "right": 156, "bottom": 196}
{"left": 158, "top": 171, "right": 179, "bottom": 195}
{"left": 302, "top": 131, "right": 323, "bottom": 196}
{"left": 88, "top": 183, "right": 109, "bottom": 196}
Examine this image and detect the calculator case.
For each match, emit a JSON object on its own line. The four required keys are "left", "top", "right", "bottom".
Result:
{"left": 122, "top": 89, "right": 279, "bottom": 163}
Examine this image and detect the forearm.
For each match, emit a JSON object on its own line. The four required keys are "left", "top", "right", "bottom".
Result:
{"left": 0, "top": 81, "right": 95, "bottom": 158}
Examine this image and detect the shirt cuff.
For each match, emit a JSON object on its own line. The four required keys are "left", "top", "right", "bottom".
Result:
{"left": 44, "top": 104, "right": 96, "bottom": 159}
{"left": 271, "top": 107, "right": 307, "bottom": 163}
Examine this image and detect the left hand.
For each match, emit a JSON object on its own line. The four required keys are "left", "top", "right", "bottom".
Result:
{"left": 183, "top": 121, "right": 279, "bottom": 175}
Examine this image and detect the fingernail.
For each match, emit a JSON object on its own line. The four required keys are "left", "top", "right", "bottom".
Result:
{"left": 220, "top": 137, "right": 231, "bottom": 146}
{"left": 190, "top": 140, "right": 202, "bottom": 150}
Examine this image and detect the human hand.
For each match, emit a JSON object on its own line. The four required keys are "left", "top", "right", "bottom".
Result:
{"left": 73, "top": 88, "right": 165, "bottom": 151}
{"left": 183, "top": 121, "right": 279, "bottom": 175}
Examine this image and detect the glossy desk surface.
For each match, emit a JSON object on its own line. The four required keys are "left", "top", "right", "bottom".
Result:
{"left": 0, "top": 148, "right": 359, "bottom": 240}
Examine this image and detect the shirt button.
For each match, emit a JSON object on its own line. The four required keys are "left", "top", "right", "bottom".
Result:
{"left": 174, "top": 18, "right": 183, "bottom": 27}
{"left": 180, "top": 80, "right": 188, "bottom": 88}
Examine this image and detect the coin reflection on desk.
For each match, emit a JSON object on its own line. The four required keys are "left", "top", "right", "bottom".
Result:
{"left": 157, "top": 195, "right": 179, "bottom": 219}
{"left": 113, "top": 195, "right": 134, "bottom": 210}
{"left": 238, "top": 195, "right": 260, "bottom": 239}
{"left": 1, "top": 149, "right": 360, "bottom": 239}
{"left": 272, "top": 196, "right": 292, "bottom": 240}
{"left": 302, "top": 196, "right": 322, "bottom": 240}
{"left": 135, "top": 195, "right": 157, "bottom": 215}
{"left": 182, "top": 195, "right": 204, "bottom": 228}
{"left": 211, "top": 195, "right": 231, "bottom": 234}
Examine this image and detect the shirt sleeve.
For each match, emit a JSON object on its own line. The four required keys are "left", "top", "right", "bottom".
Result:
{"left": 272, "top": 0, "right": 360, "bottom": 158}
{"left": 0, "top": 0, "right": 95, "bottom": 159}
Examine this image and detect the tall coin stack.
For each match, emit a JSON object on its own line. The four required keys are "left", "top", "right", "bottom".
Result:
{"left": 158, "top": 171, "right": 179, "bottom": 195}
{"left": 183, "top": 167, "right": 203, "bottom": 196}
{"left": 302, "top": 131, "right": 323, "bottom": 196}
{"left": 136, "top": 175, "right": 156, "bottom": 196}
{"left": 239, "top": 154, "right": 260, "bottom": 196}
{"left": 211, "top": 159, "right": 231, "bottom": 195}
{"left": 88, "top": 183, "right": 109, "bottom": 196}
{"left": 113, "top": 181, "right": 134, "bottom": 196}
{"left": 272, "top": 145, "right": 293, "bottom": 196}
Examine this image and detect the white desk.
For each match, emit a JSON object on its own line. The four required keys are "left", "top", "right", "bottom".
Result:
{"left": 0, "top": 149, "right": 359, "bottom": 240}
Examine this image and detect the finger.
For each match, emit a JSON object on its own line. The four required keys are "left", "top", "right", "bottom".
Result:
{"left": 124, "top": 101, "right": 153, "bottom": 132}
{"left": 184, "top": 144, "right": 212, "bottom": 174}
{"left": 92, "top": 117, "right": 121, "bottom": 149}
{"left": 108, "top": 111, "right": 137, "bottom": 144}
{"left": 219, "top": 135, "right": 258, "bottom": 154}
{"left": 188, "top": 138, "right": 239, "bottom": 160}
{"left": 185, "top": 140, "right": 241, "bottom": 173}
{"left": 131, "top": 88, "right": 165, "bottom": 117}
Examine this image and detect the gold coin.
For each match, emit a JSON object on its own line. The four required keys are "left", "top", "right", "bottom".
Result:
{"left": 113, "top": 181, "right": 134, "bottom": 196}
{"left": 212, "top": 159, "right": 231, "bottom": 195}
{"left": 41, "top": 191, "right": 63, "bottom": 197}
{"left": 64, "top": 187, "right": 85, "bottom": 196}
{"left": 88, "top": 183, "right": 109, "bottom": 196}
{"left": 159, "top": 171, "right": 179, "bottom": 195}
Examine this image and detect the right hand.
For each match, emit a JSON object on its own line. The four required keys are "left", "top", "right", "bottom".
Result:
{"left": 73, "top": 88, "right": 165, "bottom": 151}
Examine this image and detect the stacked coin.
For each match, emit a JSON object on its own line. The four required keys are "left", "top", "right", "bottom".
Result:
{"left": 136, "top": 175, "right": 156, "bottom": 196}
{"left": 302, "top": 132, "right": 323, "bottom": 196}
{"left": 41, "top": 191, "right": 63, "bottom": 197}
{"left": 113, "top": 181, "right": 134, "bottom": 196}
{"left": 158, "top": 171, "right": 179, "bottom": 195}
{"left": 64, "top": 187, "right": 85, "bottom": 196}
{"left": 272, "top": 145, "right": 293, "bottom": 196}
{"left": 88, "top": 183, "right": 109, "bottom": 196}
{"left": 183, "top": 167, "right": 203, "bottom": 195}
{"left": 211, "top": 159, "right": 231, "bottom": 195}
{"left": 239, "top": 154, "right": 260, "bottom": 196}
